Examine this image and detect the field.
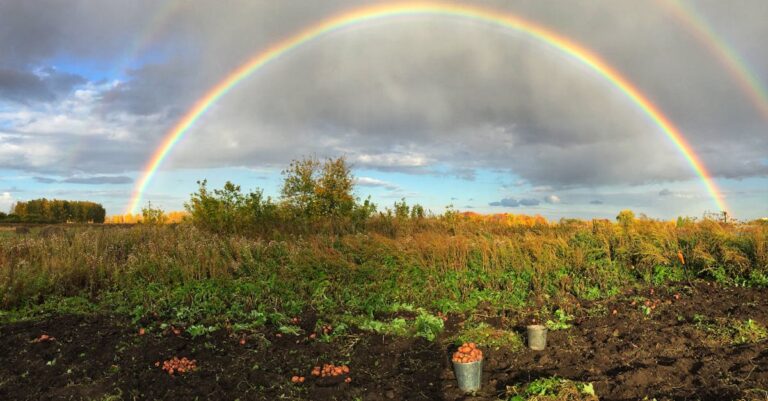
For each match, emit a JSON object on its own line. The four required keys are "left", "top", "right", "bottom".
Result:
{"left": 1, "top": 216, "right": 767, "bottom": 400}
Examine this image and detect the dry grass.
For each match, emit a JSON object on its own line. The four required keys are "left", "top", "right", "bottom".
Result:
{"left": 0, "top": 217, "right": 765, "bottom": 323}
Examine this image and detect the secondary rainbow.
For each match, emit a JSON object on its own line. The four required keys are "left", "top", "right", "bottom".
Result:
{"left": 658, "top": 0, "right": 768, "bottom": 120}
{"left": 126, "top": 1, "right": 729, "bottom": 214}
{"left": 112, "top": 0, "right": 184, "bottom": 78}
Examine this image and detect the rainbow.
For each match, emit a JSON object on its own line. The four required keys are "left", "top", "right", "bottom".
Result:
{"left": 111, "top": 0, "right": 184, "bottom": 78}
{"left": 126, "top": 1, "right": 729, "bottom": 214}
{"left": 658, "top": 0, "right": 768, "bottom": 120}
{"left": 67, "top": 2, "right": 183, "bottom": 173}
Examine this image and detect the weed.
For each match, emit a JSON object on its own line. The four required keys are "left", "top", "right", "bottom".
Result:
{"left": 277, "top": 325, "right": 303, "bottom": 336}
{"left": 507, "top": 376, "right": 597, "bottom": 400}
{"left": 652, "top": 264, "right": 685, "bottom": 285}
{"left": 695, "top": 316, "right": 768, "bottom": 345}
{"left": 545, "top": 309, "right": 573, "bottom": 331}
{"left": 414, "top": 311, "right": 445, "bottom": 341}
{"left": 454, "top": 322, "right": 523, "bottom": 350}
{"left": 731, "top": 319, "right": 768, "bottom": 344}
{"left": 352, "top": 317, "right": 409, "bottom": 337}
{"left": 186, "top": 324, "right": 218, "bottom": 338}
{"left": 99, "top": 389, "right": 123, "bottom": 401}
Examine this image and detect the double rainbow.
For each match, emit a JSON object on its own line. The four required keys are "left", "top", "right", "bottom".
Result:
{"left": 659, "top": 0, "right": 768, "bottom": 120}
{"left": 126, "top": 1, "right": 729, "bottom": 214}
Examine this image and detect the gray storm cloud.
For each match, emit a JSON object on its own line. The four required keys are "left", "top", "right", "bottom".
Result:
{"left": 0, "top": 68, "right": 85, "bottom": 103}
{"left": 0, "top": 0, "right": 766, "bottom": 189}
{"left": 34, "top": 175, "right": 133, "bottom": 185}
{"left": 489, "top": 198, "right": 540, "bottom": 207}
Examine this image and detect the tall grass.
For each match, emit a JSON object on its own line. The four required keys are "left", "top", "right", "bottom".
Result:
{"left": 2, "top": 216, "right": 766, "bottom": 325}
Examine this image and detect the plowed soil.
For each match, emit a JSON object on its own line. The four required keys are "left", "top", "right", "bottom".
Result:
{"left": 1, "top": 282, "right": 766, "bottom": 400}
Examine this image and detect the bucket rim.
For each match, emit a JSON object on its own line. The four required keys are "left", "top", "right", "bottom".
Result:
{"left": 452, "top": 359, "right": 483, "bottom": 366}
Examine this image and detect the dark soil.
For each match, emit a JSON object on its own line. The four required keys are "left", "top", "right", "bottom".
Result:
{"left": 1, "top": 282, "right": 766, "bottom": 401}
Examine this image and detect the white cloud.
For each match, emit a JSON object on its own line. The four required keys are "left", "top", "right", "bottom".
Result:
{"left": 9, "top": 81, "right": 161, "bottom": 141}
{"left": 0, "top": 191, "right": 13, "bottom": 212}
{"left": 0, "top": 136, "right": 61, "bottom": 167}
{"left": 544, "top": 195, "right": 561, "bottom": 204}
{"left": 0, "top": 79, "right": 169, "bottom": 174}
{"left": 354, "top": 176, "right": 400, "bottom": 191}
{"left": 353, "top": 152, "right": 431, "bottom": 168}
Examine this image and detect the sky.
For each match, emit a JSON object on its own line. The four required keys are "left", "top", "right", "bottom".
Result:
{"left": 0, "top": 0, "right": 766, "bottom": 220}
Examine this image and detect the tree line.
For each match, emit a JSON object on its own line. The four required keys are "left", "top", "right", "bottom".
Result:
{"left": 2, "top": 199, "right": 106, "bottom": 223}
{"left": 185, "top": 156, "right": 426, "bottom": 235}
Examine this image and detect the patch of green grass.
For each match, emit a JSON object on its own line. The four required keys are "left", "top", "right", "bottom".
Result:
{"left": 98, "top": 389, "right": 124, "bottom": 401}
{"left": 414, "top": 311, "right": 444, "bottom": 341}
{"left": 584, "top": 304, "right": 608, "bottom": 318}
{"left": 348, "top": 316, "right": 409, "bottom": 337}
{"left": 0, "top": 295, "right": 100, "bottom": 323}
{"left": 694, "top": 316, "right": 768, "bottom": 345}
{"left": 731, "top": 319, "right": 768, "bottom": 344}
{"left": 315, "top": 321, "right": 348, "bottom": 342}
{"left": 747, "top": 271, "right": 768, "bottom": 287}
{"left": 339, "top": 311, "right": 444, "bottom": 341}
{"left": 277, "top": 324, "right": 303, "bottom": 336}
{"left": 454, "top": 322, "right": 522, "bottom": 350}
{"left": 231, "top": 311, "right": 268, "bottom": 332}
{"left": 506, "top": 377, "right": 597, "bottom": 400}
{"left": 652, "top": 264, "right": 685, "bottom": 285}
{"left": 545, "top": 309, "right": 573, "bottom": 331}
{"left": 186, "top": 324, "right": 218, "bottom": 338}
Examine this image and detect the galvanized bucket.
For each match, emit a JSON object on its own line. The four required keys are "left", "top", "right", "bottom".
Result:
{"left": 527, "top": 324, "right": 547, "bottom": 350}
{"left": 452, "top": 359, "right": 482, "bottom": 393}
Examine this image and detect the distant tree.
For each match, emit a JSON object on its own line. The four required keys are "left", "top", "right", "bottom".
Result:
{"left": 11, "top": 201, "right": 24, "bottom": 216}
{"left": 188, "top": 155, "right": 372, "bottom": 234}
{"left": 12, "top": 199, "right": 104, "bottom": 223}
{"left": 280, "top": 156, "right": 356, "bottom": 219}
{"left": 186, "top": 179, "right": 276, "bottom": 234}
{"left": 281, "top": 157, "right": 321, "bottom": 218}
{"left": 141, "top": 201, "right": 168, "bottom": 225}
{"left": 315, "top": 156, "right": 355, "bottom": 217}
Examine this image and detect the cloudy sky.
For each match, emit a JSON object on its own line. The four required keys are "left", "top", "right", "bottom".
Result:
{"left": 0, "top": 0, "right": 766, "bottom": 219}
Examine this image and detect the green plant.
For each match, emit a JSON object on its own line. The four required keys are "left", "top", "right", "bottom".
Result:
{"left": 354, "top": 317, "right": 409, "bottom": 336}
{"left": 277, "top": 325, "right": 303, "bottom": 336}
{"left": 186, "top": 324, "right": 218, "bottom": 338}
{"left": 507, "top": 377, "right": 597, "bottom": 400}
{"left": 731, "top": 319, "right": 768, "bottom": 344}
{"left": 694, "top": 316, "right": 768, "bottom": 345}
{"left": 454, "top": 322, "right": 522, "bottom": 350}
{"left": 748, "top": 271, "right": 768, "bottom": 287}
{"left": 414, "top": 311, "right": 445, "bottom": 341}
{"left": 141, "top": 201, "right": 167, "bottom": 225}
{"left": 545, "top": 309, "right": 573, "bottom": 331}
{"left": 652, "top": 264, "right": 684, "bottom": 285}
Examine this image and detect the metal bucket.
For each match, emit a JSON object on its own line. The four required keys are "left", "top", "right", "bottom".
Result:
{"left": 527, "top": 324, "right": 547, "bottom": 350}
{"left": 452, "top": 359, "right": 482, "bottom": 393}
